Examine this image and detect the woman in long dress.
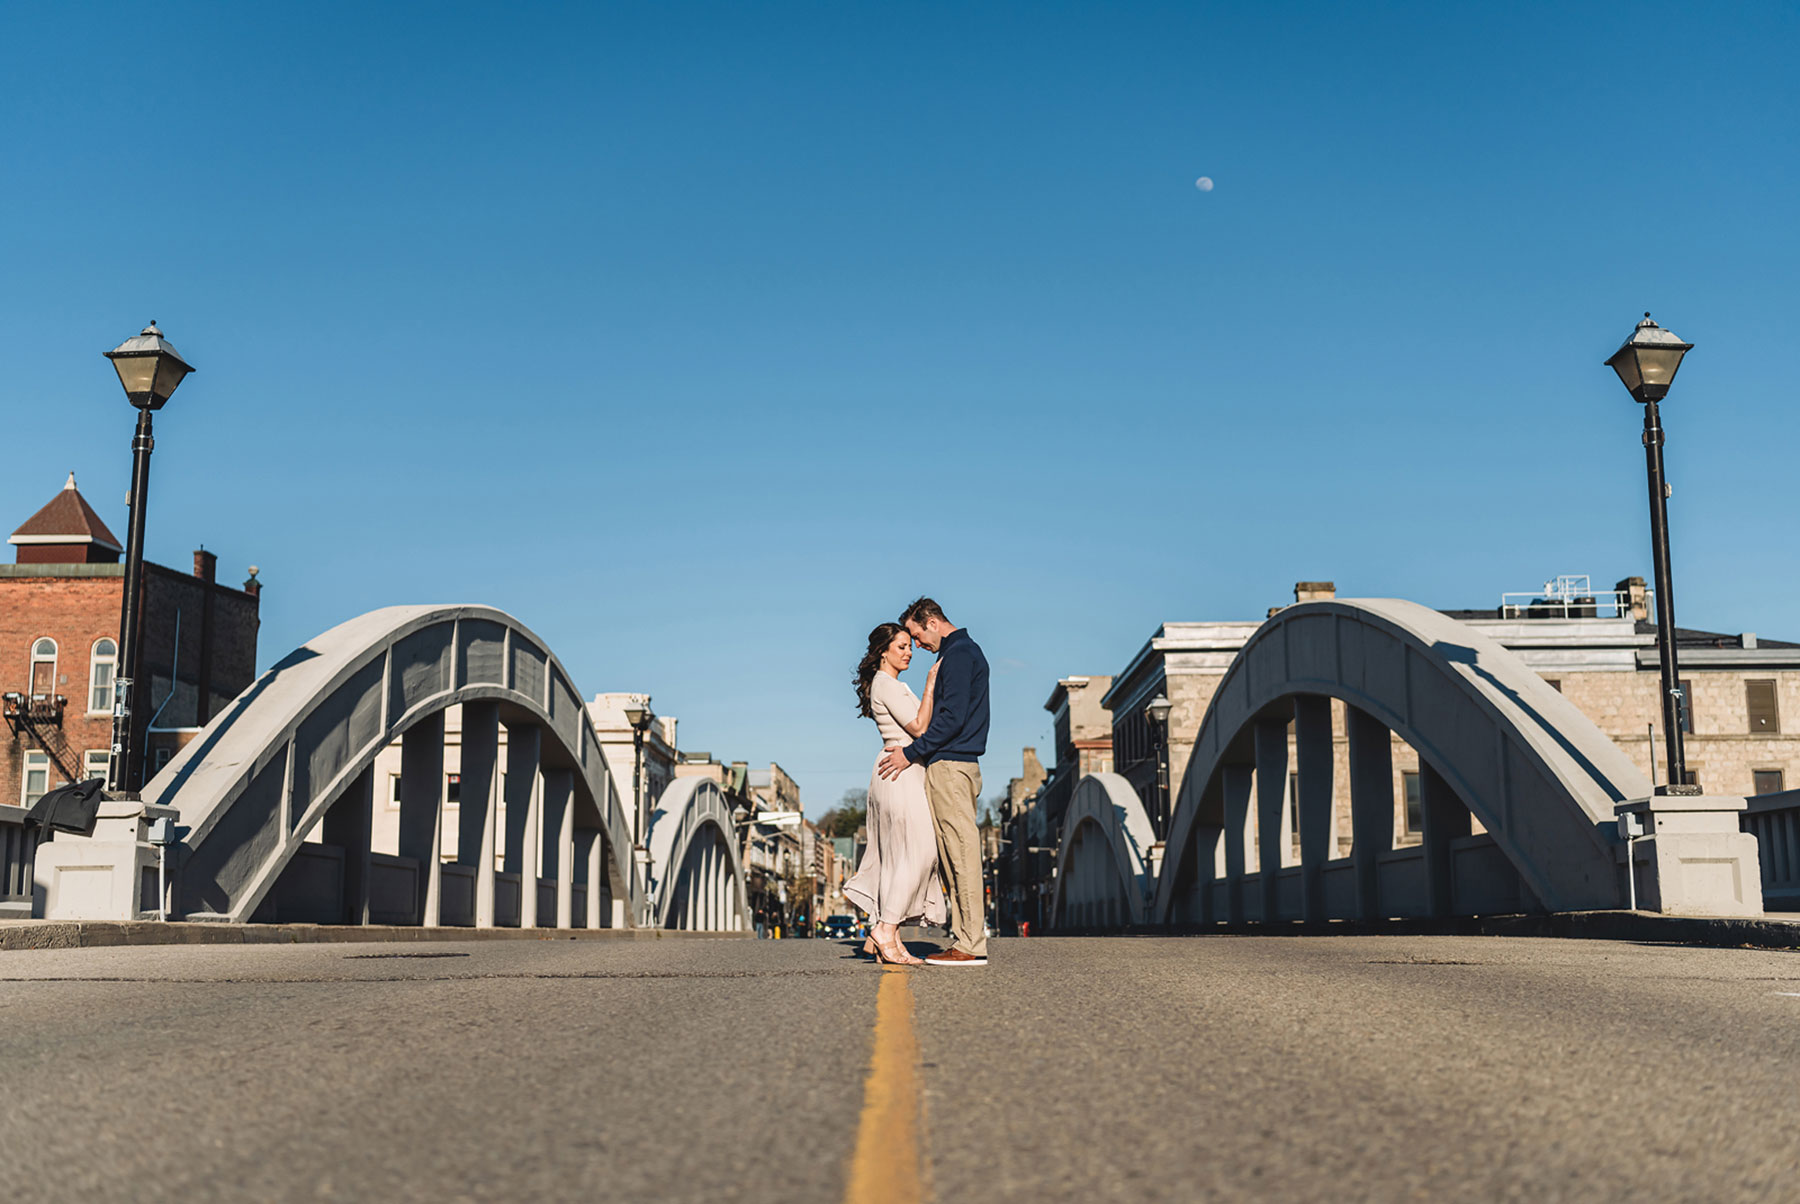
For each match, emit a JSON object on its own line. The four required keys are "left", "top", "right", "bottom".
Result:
{"left": 843, "top": 623, "right": 947, "bottom": 965}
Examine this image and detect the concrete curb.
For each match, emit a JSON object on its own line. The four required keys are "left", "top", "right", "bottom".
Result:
{"left": 0, "top": 921, "right": 753, "bottom": 953}
{"left": 1043, "top": 911, "right": 1800, "bottom": 950}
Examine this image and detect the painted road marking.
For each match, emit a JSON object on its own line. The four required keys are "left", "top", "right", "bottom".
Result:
{"left": 845, "top": 968, "right": 926, "bottom": 1204}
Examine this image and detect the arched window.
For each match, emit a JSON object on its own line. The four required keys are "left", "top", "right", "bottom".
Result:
{"left": 28, "top": 638, "right": 57, "bottom": 697}
{"left": 89, "top": 638, "right": 118, "bottom": 714}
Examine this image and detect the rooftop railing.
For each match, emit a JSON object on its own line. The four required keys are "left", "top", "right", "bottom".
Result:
{"left": 1497, "top": 575, "right": 1647, "bottom": 620}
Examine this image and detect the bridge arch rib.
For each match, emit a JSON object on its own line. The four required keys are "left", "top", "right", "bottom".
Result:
{"left": 1050, "top": 773, "right": 1156, "bottom": 930}
{"left": 145, "top": 605, "right": 639, "bottom": 927}
{"left": 1153, "top": 599, "right": 1650, "bottom": 926}
{"left": 646, "top": 778, "right": 750, "bottom": 931}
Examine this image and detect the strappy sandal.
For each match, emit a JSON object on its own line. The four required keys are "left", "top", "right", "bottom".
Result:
{"left": 875, "top": 934, "right": 924, "bottom": 966}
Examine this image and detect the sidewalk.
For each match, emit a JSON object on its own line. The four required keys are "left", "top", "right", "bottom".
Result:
{"left": 0, "top": 919, "right": 750, "bottom": 952}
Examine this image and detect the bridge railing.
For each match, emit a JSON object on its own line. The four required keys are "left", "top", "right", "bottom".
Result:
{"left": 1742, "top": 789, "right": 1800, "bottom": 910}
{"left": 0, "top": 805, "right": 41, "bottom": 917}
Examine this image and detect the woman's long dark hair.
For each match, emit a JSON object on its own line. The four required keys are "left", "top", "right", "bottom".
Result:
{"left": 854, "top": 623, "right": 906, "bottom": 718}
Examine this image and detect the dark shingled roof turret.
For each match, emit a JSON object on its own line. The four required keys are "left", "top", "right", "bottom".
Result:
{"left": 8, "top": 473, "right": 123, "bottom": 552}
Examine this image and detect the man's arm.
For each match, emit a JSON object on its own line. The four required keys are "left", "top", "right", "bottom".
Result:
{"left": 904, "top": 647, "right": 968, "bottom": 764}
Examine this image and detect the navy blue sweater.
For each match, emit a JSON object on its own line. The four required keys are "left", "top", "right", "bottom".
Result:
{"left": 904, "top": 628, "right": 990, "bottom": 765}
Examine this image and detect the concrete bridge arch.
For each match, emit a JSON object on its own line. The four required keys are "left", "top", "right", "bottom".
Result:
{"left": 1050, "top": 773, "right": 1156, "bottom": 930}
{"left": 646, "top": 777, "right": 749, "bottom": 931}
{"left": 143, "top": 605, "right": 638, "bottom": 927}
{"left": 1153, "top": 598, "right": 1650, "bottom": 926}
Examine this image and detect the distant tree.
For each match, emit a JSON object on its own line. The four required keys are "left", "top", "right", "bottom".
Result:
{"left": 817, "top": 788, "right": 867, "bottom": 838}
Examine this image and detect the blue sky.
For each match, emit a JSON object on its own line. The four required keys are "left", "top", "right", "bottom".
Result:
{"left": 5, "top": 2, "right": 1796, "bottom": 814}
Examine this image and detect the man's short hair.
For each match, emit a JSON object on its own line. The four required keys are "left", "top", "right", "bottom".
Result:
{"left": 900, "top": 597, "right": 948, "bottom": 628}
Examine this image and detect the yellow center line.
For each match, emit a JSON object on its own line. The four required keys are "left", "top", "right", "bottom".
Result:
{"left": 844, "top": 967, "right": 927, "bottom": 1204}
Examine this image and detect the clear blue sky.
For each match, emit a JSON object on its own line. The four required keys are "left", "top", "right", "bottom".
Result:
{"left": 5, "top": 2, "right": 1796, "bottom": 815}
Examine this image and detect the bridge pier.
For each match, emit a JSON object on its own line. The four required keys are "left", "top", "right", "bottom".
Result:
{"left": 1254, "top": 719, "right": 1288, "bottom": 922}
{"left": 575, "top": 827, "right": 604, "bottom": 927}
{"left": 1221, "top": 764, "right": 1251, "bottom": 923}
{"left": 543, "top": 768, "right": 574, "bottom": 929}
{"left": 320, "top": 767, "right": 374, "bottom": 926}
{"left": 1294, "top": 696, "right": 1334, "bottom": 924}
{"left": 1420, "top": 760, "right": 1470, "bottom": 918}
{"left": 501, "top": 719, "right": 541, "bottom": 928}
{"left": 398, "top": 714, "right": 446, "bottom": 926}
{"left": 460, "top": 702, "right": 501, "bottom": 927}
{"left": 1346, "top": 706, "right": 1394, "bottom": 922}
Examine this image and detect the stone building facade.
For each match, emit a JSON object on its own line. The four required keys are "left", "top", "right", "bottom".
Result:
{"left": 1, "top": 475, "right": 260, "bottom": 805}
{"left": 995, "top": 676, "right": 1114, "bottom": 932}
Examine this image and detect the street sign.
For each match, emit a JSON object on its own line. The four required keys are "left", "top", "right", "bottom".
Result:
{"left": 753, "top": 810, "right": 804, "bottom": 828}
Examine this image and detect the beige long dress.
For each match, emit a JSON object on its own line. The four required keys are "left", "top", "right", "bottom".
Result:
{"left": 843, "top": 673, "right": 947, "bottom": 927}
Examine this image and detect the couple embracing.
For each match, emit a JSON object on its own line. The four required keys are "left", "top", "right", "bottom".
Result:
{"left": 844, "top": 597, "right": 990, "bottom": 967}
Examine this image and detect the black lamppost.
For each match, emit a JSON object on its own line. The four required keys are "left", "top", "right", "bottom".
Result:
{"left": 1144, "top": 693, "right": 1173, "bottom": 836}
{"left": 1605, "top": 313, "right": 1697, "bottom": 795}
{"left": 623, "top": 698, "right": 655, "bottom": 922}
{"left": 103, "top": 322, "right": 195, "bottom": 795}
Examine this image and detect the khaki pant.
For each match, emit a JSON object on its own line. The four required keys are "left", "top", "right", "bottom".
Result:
{"left": 924, "top": 759, "right": 986, "bottom": 958}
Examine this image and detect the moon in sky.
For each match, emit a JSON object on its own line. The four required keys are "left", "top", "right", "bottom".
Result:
{"left": 1194, "top": 176, "right": 1214, "bottom": 191}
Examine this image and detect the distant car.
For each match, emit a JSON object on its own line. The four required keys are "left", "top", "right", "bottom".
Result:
{"left": 824, "top": 914, "right": 858, "bottom": 939}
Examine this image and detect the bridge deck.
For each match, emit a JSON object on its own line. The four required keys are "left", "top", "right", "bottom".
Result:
{"left": 0, "top": 936, "right": 1793, "bottom": 1202}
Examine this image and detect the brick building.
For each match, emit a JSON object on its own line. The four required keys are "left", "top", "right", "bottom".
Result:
{"left": 1, "top": 474, "right": 261, "bottom": 805}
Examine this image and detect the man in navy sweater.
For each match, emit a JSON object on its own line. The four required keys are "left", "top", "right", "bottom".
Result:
{"left": 877, "top": 597, "right": 990, "bottom": 965}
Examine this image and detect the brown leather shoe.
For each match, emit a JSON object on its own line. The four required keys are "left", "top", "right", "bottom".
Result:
{"left": 924, "top": 948, "right": 988, "bottom": 967}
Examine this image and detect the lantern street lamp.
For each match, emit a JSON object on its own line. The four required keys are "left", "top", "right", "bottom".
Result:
{"left": 1605, "top": 313, "right": 1698, "bottom": 795}
{"left": 1144, "top": 693, "right": 1174, "bottom": 837}
{"left": 623, "top": 699, "right": 655, "bottom": 921}
{"left": 103, "top": 322, "right": 195, "bottom": 794}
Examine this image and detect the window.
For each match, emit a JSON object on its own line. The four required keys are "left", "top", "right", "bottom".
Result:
{"left": 1747, "top": 680, "right": 1780, "bottom": 734}
{"left": 28, "top": 638, "right": 57, "bottom": 697}
{"left": 1677, "top": 678, "right": 1693, "bottom": 734}
{"left": 1544, "top": 678, "right": 1562, "bottom": 693}
{"left": 153, "top": 747, "right": 172, "bottom": 772}
{"left": 1753, "top": 769, "right": 1786, "bottom": 796}
{"left": 1402, "top": 772, "right": 1422, "bottom": 835}
{"left": 21, "top": 751, "right": 50, "bottom": 806}
{"left": 390, "top": 774, "right": 404, "bottom": 808}
{"left": 446, "top": 773, "right": 461, "bottom": 805}
{"left": 88, "top": 639, "right": 118, "bottom": 713}
{"left": 84, "top": 750, "right": 110, "bottom": 782}
{"left": 1288, "top": 772, "right": 1301, "bottom": 857}
{"left": 1681, "top": 770, "right": 1701, "bottom": 789}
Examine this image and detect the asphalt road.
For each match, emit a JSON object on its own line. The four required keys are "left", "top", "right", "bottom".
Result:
{"left": 0, "top": 933, "right": 1795, "bottom": 1202}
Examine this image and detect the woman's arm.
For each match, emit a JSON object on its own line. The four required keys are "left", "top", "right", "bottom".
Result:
{"left": 899, "top": 661, "right": 941, "bottom": 737}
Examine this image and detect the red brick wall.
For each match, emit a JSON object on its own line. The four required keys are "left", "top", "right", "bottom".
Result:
{"left": 0, "top": 571, "right": 125, "bottom": 804}
{"left": 1, "top": 562, "right": 260, "bottom": 802}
